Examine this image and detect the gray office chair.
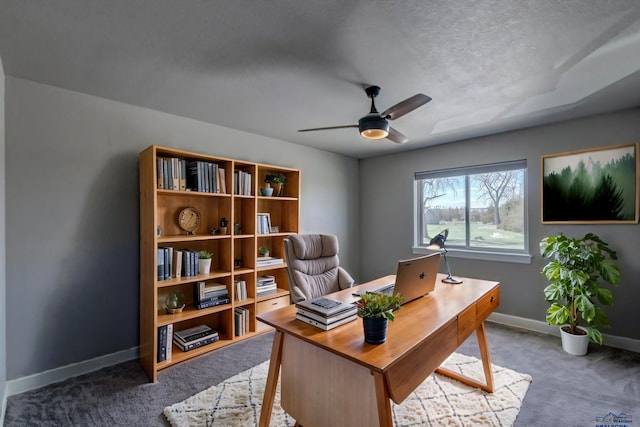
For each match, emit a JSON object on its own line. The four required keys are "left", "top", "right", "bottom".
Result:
{"left": 284, "top": 234, "right": 355, "bottom": 303}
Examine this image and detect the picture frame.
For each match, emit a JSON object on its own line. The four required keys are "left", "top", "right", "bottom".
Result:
{"left": 541, "top": 142, "right": 639, "bottom": 224}
{"left": 257, "top": 213, "right": 272, "bottom": 234}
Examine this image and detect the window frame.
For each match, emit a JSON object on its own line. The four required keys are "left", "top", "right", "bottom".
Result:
{"left": 413, "top": 160, "right": 531, "bottom": 264}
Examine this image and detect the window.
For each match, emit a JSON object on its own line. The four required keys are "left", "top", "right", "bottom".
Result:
{"left": 414, "top": 160, "right": 528, "bottom": 257}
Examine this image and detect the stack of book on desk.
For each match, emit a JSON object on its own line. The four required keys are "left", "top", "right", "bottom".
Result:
{"left": 194, "top": 281, "right": 230, "bottom": 309}
{"left": 257, "top": 275, "right": 277, "bottom": 297}
{"left": 295, "top": 297, "right": 358, "bottom": 331}
{"left": 173, "top": 324, "right": 219, "bottom": 352}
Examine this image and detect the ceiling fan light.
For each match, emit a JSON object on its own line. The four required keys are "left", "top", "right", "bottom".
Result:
{"left": 359, "top": 115, "right": 389, "bottom": 140}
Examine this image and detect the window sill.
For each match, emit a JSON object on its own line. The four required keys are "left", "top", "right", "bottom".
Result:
{"left": 412, "top": 246, "right": 532, "bottom": 264}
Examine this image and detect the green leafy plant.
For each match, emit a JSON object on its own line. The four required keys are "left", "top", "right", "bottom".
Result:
{"left": 264, "top": 173, "right": 287, "bottom": 184}
{"left": 540, "top": 232, "right": 620, "bottom": 345}
{"left": 219, "top": 217, "right": 229, "bottom": 227}
{"left": 354, "top": 293, "right": 404, "bottom": 321}
{"left": 197, "top": 250, "right": 213, "bottom": 259}
{"left": 258, "top": 246, "right": 269, "bottom": 256}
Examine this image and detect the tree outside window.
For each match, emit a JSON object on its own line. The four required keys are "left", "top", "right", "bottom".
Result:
{"left": 416, "top": 161, "right": 527, "bottom": 252}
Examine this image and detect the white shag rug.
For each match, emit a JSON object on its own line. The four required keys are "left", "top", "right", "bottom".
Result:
{"left": 164, "top": 352, "right": 532, "bottom": 427}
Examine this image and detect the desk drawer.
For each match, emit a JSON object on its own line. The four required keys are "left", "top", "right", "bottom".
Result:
{"left": 257, "top": 295, "right": 290, "bottom": 315}
{"left": 476, "top": 286, "right": 499, "bottom": 321}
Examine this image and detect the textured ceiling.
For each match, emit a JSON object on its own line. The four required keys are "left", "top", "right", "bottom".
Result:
{"left": 1, "top": 1, "right": 640, "bottom": 158}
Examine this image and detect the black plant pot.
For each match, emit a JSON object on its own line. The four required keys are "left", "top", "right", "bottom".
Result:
{"left": 362, "top": 316, "right": 388, "bottom": 344}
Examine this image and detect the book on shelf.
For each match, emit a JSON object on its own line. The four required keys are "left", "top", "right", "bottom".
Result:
{"left": 179, "top": 159, "right": 187, "bottom": 191}
{"left": 165, "top": 323, "right": 173, "bottom": 361}
{"left": 157, "top": 323, "right": 175, "bottom": 362}
{"left": 185, "top": 160, "right": 225, "bottom": 193}
{"left": 234, "top": 307, "right": 250, "bottom": 336}
{"left": 234, "top": 170, "right": 252, "bottom": 195}
{"left": 296, "top": 304, "right": 357, "bottom": 325}
{"left": 157, "top": 248, "right": 165, "bottom": 281}
{"left": 157, "top": 325, "right": 168, "bottom": 362}
{"left": 174, "top": 324, "right": 215, "bottom": 342}
{"left": 180, "top": 250, "right": 199, "bottom": 277}
{"left": 234, "top": 279, "right": 248, "bottom": 301}
{"left": 173, "top": 250, "right": 182, "bottom": 279}
{"left": 196, "top": 296, "right": 231, "bottom": 309}
{"left": 173, "top": 328, "right": 218, "bottom": 345}
{"left": 256, "top": 257, "right": 284, "bottom": 268}
{"left": 173, "top": 334, "right": 219, "bottom": 352}
{"left": 257, "top": 275, "right": 275, "bottom": 284}
{"left": 194, "top": 282, "right": 228, "bottom": 301}
{"left": 295, "top": 312, "right": 358, "bottom": 331}
{"left": 257, "top": 287, "right": 277, "bottom": 297}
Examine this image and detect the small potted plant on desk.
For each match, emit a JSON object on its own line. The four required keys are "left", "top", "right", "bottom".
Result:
{"left": 354, "top": 293, "right": 404, "bottom": 344}
{"left": 258, "top": 246, "right": 270, "bottom": 258}
{"left": 198, "top": 250, "right": 213, "bottom": 274}
{"left": 540, "top": 232, "right": 620, "bottom": 355}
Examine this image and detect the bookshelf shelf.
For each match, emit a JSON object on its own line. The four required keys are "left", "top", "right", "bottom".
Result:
{"left": 140, "top": 145, "right": 299, "bottom": 382}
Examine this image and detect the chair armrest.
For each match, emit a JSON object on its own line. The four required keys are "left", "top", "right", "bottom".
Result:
{"left": 338, "top": 267, "right": 355, "bottom": 289}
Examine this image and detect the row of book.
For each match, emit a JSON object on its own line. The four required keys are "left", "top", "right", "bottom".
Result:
{"left": 257, "top": 275, "right": 277, "bottom": 297}
{"left": 157, "top": 157, "right": 228, "bottom": 194}
{"left": 295, "top": 297, "right": 358, "bottom": 331}
{"left": 234, "top": 170, "right": 252, "bottom": 196}
{"left": 194, "top": 281, "right": 230, "bottom": 309}
{"left": 235, "top": 279, "right": 248, "bottom": 301}
{"left": 188, "top": 160, "right": 227, "bottom": 194}
{"left": 257, "top": 215, "right": 271, "bottom": 234}
{"left": 234, "top": 307, "right": 250, "bottom": 336}
{"left": 158, "top": 248, "right": 203, "bottom": 281}
{"left": 157, "top": 324, "right": 221, "bottom": 362}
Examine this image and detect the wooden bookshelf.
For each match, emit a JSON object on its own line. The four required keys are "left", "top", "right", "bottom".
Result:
{"left": 139, "top": 145, "right": 299, "bottom": 382}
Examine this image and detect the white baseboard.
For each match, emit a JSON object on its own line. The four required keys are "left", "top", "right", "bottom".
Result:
{"left": 6, "top": 346, "right": 139, "bottom": 397}
{"left": 488, "top": 312, "right": 640, "bottom": 353}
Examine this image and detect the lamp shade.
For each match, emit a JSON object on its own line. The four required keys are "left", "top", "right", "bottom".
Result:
{"left": 426, "top": 229, "right": 462, "bottom": 284}
{"left": 428, "top": 229, "right": 449, "bottom": 250}
{"left": 359, "top": 114, "right": 389, "bottom": 139}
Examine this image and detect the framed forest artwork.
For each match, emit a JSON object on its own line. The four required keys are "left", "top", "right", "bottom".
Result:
{"left": 541, "top": 143, "right": 639, "bottom": 224}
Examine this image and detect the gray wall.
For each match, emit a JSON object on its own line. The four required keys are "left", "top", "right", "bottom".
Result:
{"left": 0, "top": 56, "right": 6, "bottom": 412}
{"left": 4, "top": 77, "right": 359, "bottom": 379}
{"left": 360, "top": 109, "right": 640, "bottom": 340}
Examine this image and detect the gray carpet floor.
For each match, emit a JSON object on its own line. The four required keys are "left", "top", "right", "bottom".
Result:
{"left": 4, "top": 322, "right": 639, "bottom": 426}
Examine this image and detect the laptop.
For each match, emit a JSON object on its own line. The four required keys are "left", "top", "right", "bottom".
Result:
{"left": 353, "top": 253, "right": 441, "bottom": 304}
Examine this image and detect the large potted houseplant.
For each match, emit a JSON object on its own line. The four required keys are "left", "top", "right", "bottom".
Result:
{"left": 540, "top": 232, "right": 620, "bottom": 355}
{"left": 354, "top": 293, "right": 403, "bottom": 344}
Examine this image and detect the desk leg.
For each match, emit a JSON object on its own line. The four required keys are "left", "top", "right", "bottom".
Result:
{"left": 372, "top": 371, "right": 393, "bottom": 427}
{"left": 259, "top": 330, "right": 284, "bottom": 427}
{"left": 435, "top": 322, "right": 495, "bottom": 393}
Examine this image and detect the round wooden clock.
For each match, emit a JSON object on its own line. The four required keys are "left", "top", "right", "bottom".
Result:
{"left": 178, "top": 207, "right": 201, "bottom": 234}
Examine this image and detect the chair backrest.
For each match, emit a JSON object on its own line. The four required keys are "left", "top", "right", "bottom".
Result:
{"left": 284, "top": 234, "right": 353, "bottom": 303}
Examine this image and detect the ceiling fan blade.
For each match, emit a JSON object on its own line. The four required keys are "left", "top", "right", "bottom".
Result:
{"left": 382, "top": 94, "right": 432, "bottom": 120}
{"left": 298, "top": 124, "right": 359, "bottom": 132}
{"left": 386, "top": 127, "right": 409, "bottom": 144}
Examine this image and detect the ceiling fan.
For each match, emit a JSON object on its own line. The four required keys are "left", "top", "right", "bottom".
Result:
{"left": 298, "top": 85, "right": 431, "bottom": 144}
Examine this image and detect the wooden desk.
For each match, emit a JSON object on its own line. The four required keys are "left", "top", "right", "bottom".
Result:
{"left": 257, "top": 274, "right": 500, "bottom": 427}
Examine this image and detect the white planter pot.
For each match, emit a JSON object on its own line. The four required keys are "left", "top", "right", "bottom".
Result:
{"left": 198, "top": 258, "right": 212, "bottom": 275}
{"left": 559, "top": 325, "right": 589, "bottom": 356}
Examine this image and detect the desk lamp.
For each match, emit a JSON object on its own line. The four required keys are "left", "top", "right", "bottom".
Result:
{"left": 428, "top": 228, "right": 463, "bottom": 284}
